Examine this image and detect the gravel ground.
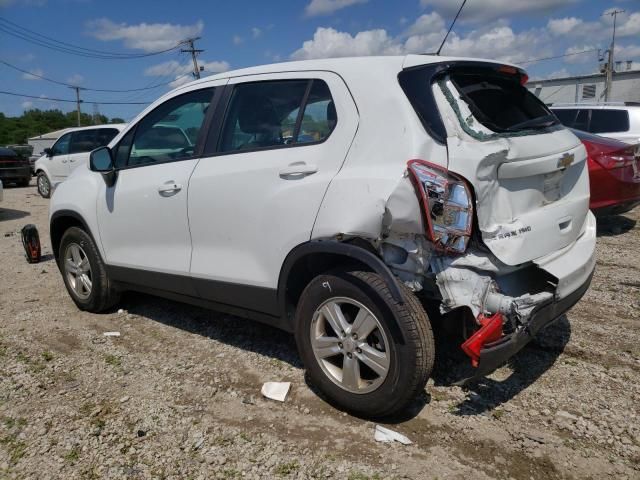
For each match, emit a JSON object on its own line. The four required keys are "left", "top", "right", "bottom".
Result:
{"left": 1, "top": 183, "right": 639, "bottom": 480}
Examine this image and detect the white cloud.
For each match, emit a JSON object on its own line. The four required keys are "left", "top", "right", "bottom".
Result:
{"left": 145, "top": 59, "right": 230, "bottom": 88}
{"left": 252, "top": 27, "right": 262, "bottom": 39}
{"left": 21, "top": 68, "right": 43, "bottom": 80}
{"left": 305, "top": 0, "right": 368, "bottom": 17}
{"left": 291, "top": 27, "right": 403, "bottom": 60}
{"left": 615, "top": 44, "right": 640, "bottom": 61}
{"left": 86, "top": 18, "right": 204, "bottom": 52}
{"left": 21, "top": 100, "right": 33, "bottom": 109}
{"left": 292, "top": 20, "right": 550, "bottom": 65}
{"left": 67, "top": 73, "right": 84, "bottom": 85}
{"left": 232, "top": 35, "right": 243, "bottom": 45}
{"left": 420, "top": 0, "right": 579, "bottom": 23}
{"left": 616, "top": 12, "right": 640, "bottom": 38}
{"left": 547, "top": 17, "right": 583, "bottom": 36}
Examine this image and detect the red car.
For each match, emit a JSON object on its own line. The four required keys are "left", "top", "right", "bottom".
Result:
{"left": 571, "top": 129, "right": 640, "bottom": 215}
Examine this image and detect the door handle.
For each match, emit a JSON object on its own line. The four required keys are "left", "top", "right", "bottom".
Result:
{"left": 279, "top": 162, "right": 318, "bottom": 179}
{"left": 69, "top": 159, "right": 75, "bottom": 163}
{"left": 62, "top": 160, "right": 68, "bottom": 163}
{"left": 157, "top": 182, "right": 183, "bottom": 196}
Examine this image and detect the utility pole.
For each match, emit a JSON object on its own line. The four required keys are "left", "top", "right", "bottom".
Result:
{"left": 68, "top": 86, "right": 84, "bottom": 126}
{"left": 181, "top": 37, "right": 204, "bottom": 79}
{"left": 603, "top": 9, "right": 624, "bottom": 102}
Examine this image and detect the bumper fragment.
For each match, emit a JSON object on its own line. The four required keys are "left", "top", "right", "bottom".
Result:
{"left": 454, "top": 268, "right": 594, "bottom": 385}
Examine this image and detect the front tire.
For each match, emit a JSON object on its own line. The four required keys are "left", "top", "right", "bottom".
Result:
{"left": 37, "top": 172, "right": 51, "bottom": 198}
{"left": 295, "top": 271, "right": 434, "bottom": 417}
{"left": 59, "top": 227, "right": 120, "bottom": 312}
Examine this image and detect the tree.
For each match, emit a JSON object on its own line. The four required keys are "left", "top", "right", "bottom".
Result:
{"left": 0, "top": 109, "right": 125, "bottom": 145}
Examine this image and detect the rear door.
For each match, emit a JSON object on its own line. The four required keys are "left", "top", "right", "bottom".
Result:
{"left": 429, "top": 65, "right": 590, "bottom": 265}
{"left": 187, "top": 72, "right": 358, "bottom": 307}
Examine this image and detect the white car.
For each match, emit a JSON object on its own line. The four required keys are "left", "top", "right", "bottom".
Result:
{"left": 34, "top": 124, "right": 126, "bottom": 198}
{"left": 550, "top": 103, "right": 640, "bottom": 149}
{"left": 49, "top": 56, "right": 596, "bottom": 416}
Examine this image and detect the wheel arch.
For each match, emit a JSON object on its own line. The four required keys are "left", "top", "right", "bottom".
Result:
{"left": 50, "top": 210, "right": 96, "bottom": 264}
{"left": 277, "top": 240, "right": 405, "bottom": 330}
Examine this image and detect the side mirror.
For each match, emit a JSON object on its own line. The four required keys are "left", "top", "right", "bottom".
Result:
{"left": 44, "top": 148, "right": 53, "bottom": 157}
{"left": 89, "top": 146, "right": 117, "bottom": 187}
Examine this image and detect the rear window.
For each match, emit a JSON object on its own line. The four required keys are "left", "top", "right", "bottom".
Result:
{"left": 399, "top": 63, "right": 557, "bottom": 143}
{"left": 448, "top": 72, "right": 557, "bottom": 133}
{"left": 589, "top": 109, "right": 629, "bottom": 134}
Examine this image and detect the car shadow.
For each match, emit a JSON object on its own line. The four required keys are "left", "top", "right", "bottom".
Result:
{"left": 431, "top": 315, "right": 571, "bottom": 417}
{"left": 596, "top": 214, "right": 636, "bottom": 236}
{"left": 0, "top": 208, "right": 30, "bottom": 222}
{"left": 121, "top": 292, "right": 304, "bottom": 369}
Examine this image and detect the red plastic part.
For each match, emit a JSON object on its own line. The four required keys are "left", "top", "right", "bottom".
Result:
{"left": 461, "top": 313, "right": 505, "bottom": 368}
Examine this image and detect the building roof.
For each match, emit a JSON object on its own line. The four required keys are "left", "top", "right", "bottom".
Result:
{"left": 528, "top": 68, "right": 640, "bottom": 85}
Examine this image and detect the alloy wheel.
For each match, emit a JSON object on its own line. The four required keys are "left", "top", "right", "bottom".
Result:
{"left": 310, "top": 297, "right": 390, "bottom": 394}
{"left": 64, "top": 243, "right": 92, "bottom": 300}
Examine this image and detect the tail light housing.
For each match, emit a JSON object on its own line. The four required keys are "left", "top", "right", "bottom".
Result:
{"left": 407, "top": 160, "right": 474, "bottom": 254}
{"left": 589, "top": 143, "right": 636, "bottom": 170}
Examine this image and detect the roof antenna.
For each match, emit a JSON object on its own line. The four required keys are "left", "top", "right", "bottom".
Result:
{"left": 436, "top": 0, "right": 467, "bottom": 55}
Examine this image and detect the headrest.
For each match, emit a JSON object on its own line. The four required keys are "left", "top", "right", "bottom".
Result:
{"left": 238, "top": 95, "right": 280, "bottom": 134}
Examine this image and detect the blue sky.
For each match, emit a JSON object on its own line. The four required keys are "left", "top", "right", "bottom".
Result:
{"left": 0, "top": 0, "right": 638, "bottom": 121}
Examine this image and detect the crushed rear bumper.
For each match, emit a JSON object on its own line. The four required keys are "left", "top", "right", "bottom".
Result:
{"left": 455, "top": 268, "right": 593, "bottom": 385}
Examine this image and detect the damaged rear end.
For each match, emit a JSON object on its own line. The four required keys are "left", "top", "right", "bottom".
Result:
{"left": 381, "top": 59, "right": 596, "bottom": 382}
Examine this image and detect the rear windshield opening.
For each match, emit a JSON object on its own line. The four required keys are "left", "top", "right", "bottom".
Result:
{"left": 449, "top": 72, "right": 557, "bottom": 133}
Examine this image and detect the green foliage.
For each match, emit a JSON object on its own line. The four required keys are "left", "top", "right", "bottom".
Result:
{"left": 0, "top": 109, "right": 121, "bottom": 145}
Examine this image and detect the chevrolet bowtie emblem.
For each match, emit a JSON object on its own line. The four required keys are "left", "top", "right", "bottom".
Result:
{"left": 557, "top": 153, "right": 574, "bottom": 169}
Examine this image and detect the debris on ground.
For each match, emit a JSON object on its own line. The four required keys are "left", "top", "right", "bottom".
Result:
{"left": 103, "top": 331, "right": 121, "bottom": 337}
{"left": 374, "top": 425, "right": 412, "bottom": 445}
{"left": 261, "top": 381, "right": 291, "bottom": 402}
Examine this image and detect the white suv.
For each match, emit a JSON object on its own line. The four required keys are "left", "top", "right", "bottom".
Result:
{"left": 550, "top": 103, "right": 640, "bottom": 148}
{"left": 35, "top": 124, "right": 126, "bottom": 198}
{"left": 49, "top": 56, "right": 596, "bottom": 417}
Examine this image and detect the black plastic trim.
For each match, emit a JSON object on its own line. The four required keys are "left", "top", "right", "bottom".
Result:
{"left": 277, "top": 241, "right": 406, "bottom": 326}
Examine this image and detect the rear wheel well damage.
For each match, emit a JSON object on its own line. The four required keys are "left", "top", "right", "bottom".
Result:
{"left": 278, "top": 241, "right": 405, "bottom": 329}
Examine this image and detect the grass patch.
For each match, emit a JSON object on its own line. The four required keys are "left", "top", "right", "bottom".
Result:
{"left": 41, "top": 351, "right": 54, "bottom": 362}
{"left": 64, "top": 446, "right": 80, "bottom": 464}
{"left": 0, "top": 434, "right": 27, "bottom": 464}
{"left": 275, "top": 461, "right": 299, "bottom": 476}
{"left": 348, "top": 473, "right": 382, "bottom": 480}
{"left": 221, "top": 469, "right": 241, "bottom": 479}
{"left": 491, "top": 410, "right": 505, "bottom": 420}
{"left": 104, "top": 354, "right": 121, "bottom": 367}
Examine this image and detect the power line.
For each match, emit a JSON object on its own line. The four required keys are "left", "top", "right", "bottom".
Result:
{"left": 519, "top": 48, "right": 599, "bottom": 65}
{"left": 0, "top": 58, "right": 191, "bottom": 92}
{"left": 0, "top": 17, "right": 184, "bottom": 59}
{"left": 0, "top": 90, "right": 150, "bottom": 105}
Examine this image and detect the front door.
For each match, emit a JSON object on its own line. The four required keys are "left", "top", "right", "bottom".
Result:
{"left": 95, "top": 86, "right": 219, "bottom": 293}
{"left": 188, "top": 72, "right": 359, "bottom": 311}
{"left": 48, "top": 132, "right": 71, "bottom": 182}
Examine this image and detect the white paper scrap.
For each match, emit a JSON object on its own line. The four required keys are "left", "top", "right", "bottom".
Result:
{"left": 261, "top": 382, "right": 291, "bottom": 402}
{"left": 103, "top": 331, "right": 121, "bottom": 337}
{"left": 374, "top": 425, "right": 412, "bottom": 445}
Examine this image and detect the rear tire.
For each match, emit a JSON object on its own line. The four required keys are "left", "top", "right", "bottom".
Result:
{"left": 59, "top": 227, "right": 120, "bottom": 312}
{"left": 295, "top": 270, "right": 434, "bottom": 417}
{"left": 37, "top": 172, "right": 50, "bottom": 198}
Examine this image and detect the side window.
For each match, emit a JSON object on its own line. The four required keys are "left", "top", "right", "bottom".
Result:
{"left": 573, "top": 109, "right": 589, "bottom": 131}
{"left": 296, "top": 80, "right": 336, "bottom": 144}
{"left": 127, "top": 88, "right": 214, "bottom": 167}
{"left": 51, "top": 133, "right": 71, "bottom": 156}
{"left": 589, "top": 109, "right": 630, "bottom": 134}
{"left": 552, "top": 109, "right": 578, "bottom": 127}
{"left": 218, "top": 80, "right": 310, "bottom": 153}
{"left": 70, "top": 130, "right": 98, "bottom": 154}
{"left": 96, "top": 128, "right": 119, "bottom": 147}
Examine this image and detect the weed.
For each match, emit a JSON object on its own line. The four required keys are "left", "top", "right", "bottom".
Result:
{"left": 275, "top": 461, "right": 299, "bottom": 476}
{"left": 41, "top": 351, "right": 54, "bottom": 362}
{"left": 64, "top": 446, "right": 80, "bottom": 464}
{"left": 491, "top": 410, "right": 505, "bottom": 420}
{"left": 104, "top": 354, "right": 121, "bottom": 367}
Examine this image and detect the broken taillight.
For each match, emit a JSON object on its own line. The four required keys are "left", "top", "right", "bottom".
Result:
{"left": 461, "top": 313, "right": 504, "bottom": 368}
{"left": 407, "top": 160, "right": 474, "bottom": 253}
